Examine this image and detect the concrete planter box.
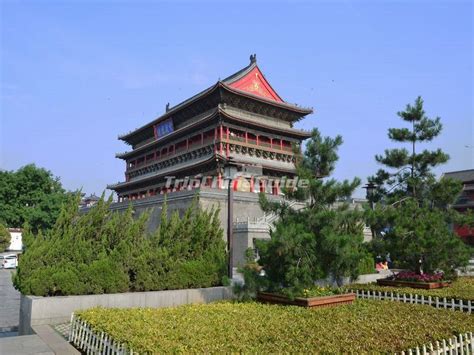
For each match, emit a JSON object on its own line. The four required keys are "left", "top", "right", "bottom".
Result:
{"left": 257, "top": 292, "right": 356, "bottom": 308}
{"left": 376, "top": 279, "right": 451, "bottom": 289}
{"left": 19, "top": 286, "right": 233, "bottom": 335}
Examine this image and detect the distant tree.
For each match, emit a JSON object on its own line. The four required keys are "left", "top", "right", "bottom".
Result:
{"left": 0, "top": 224, "right": 11, "bottom": 252}
{"left": 0, "top": 164, "right": 70, "bottom": 232}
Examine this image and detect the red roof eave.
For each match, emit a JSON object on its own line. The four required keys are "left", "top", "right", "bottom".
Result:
{"left": 220, "top": 82, "right": 312, "bottom": 115}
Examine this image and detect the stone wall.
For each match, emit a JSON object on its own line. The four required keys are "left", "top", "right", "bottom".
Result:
{"left": 233, "top": 221, "right": 271, "bottom": 266}
{"left": 108, "top": 188, "right": 276, "bottom": 233}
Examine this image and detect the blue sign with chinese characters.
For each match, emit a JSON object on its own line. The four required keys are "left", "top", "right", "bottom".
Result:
{"left": 154, "top": 118, "right": 174, "bottom": 139}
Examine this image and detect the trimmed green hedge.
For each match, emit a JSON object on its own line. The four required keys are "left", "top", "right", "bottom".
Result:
{"left": 76, "top": 300, "right": 473, "bottom": 353}
{"left": 357, "top": 254, "right": 375, "bottom": 275}
{"left": 13, "top": 195, "right": 226, "bottom": 296}
{"left": 347, "top": 277, "right": 474, "bottom": 301}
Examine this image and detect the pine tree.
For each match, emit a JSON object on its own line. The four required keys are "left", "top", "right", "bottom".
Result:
{"left": 367, "top": 97, "right": 471, "bottom": 277}
{"left": 247, "top": 128, "right": 369, "bottom": 296}
{"left": 370, "top": 96, "right": 449, "bottom": 202}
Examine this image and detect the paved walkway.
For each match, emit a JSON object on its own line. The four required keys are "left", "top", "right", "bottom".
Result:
{"left": 0, "top": 268, "right": 21, "bottom": 331}
{"left": 0, "top": 334, "right": 54, "bottom": 355}
{"left": 0, "top": 325, "right": 79, "bottom": 355}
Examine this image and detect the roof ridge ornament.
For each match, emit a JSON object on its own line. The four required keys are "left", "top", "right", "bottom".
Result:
{"left": 165, "top": 102, "right": 170, "bottom": 112}
{"left": 249, "top": 53, "right": 257, "bottom": 64}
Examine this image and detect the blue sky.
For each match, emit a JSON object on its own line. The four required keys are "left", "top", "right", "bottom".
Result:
{"left": 1, "top": 1, "right": 472, "bottom": 198}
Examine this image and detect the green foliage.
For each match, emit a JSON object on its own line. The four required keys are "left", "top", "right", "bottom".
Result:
{"left": 0, "top": 164, "right": 70, "bottom": 233}
{"left": 247, "top": 128, "right": 369, "bottom": 297}
{"left": 348, "top": 277, "right": 474, "bottom": 301}
{"left": 288, "top": 129, "right": 361, "bottom": 205}
{"left": 13, "top": 194, "right": 226, "bottom": 296}
{"left": 300, "top": 128, "right": 343, "bottom": 178}
{"left": 370, "top": 96, "right": 449, "bottom": 202}
{"left": 298, "top": 285, "right": 343, "bottom": 298}
{"left": 0, "top": 224, "right": 11, "bottom": 252}
{"left": 367, "top": 97, "right": 472, "bottom": 275}
{"left": 367, "top": 200, "right": 469, "bottom": 277}
{"left": 356, "top": 254, "right": 375, "bottom": 275}
{"left": 76, "top": 300, "right": 474, "bottom": 353}
{"left": 234, "top": 248, "right": 268, "bottom": 301}
{"left": 257, "top": 209, "right": 323, "bottom": 296}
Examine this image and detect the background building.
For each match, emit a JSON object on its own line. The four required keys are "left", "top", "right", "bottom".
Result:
{"left": 443, "top": 169, "right": 474, "bottom": 245}
{"left": 79, "top": 193, "right": 100, "bottom": 208}
{"left": 7, "top": 228, "right": 22, "bottom": 252}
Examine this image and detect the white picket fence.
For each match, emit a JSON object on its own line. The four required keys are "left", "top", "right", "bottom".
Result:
{"left": 350, "top": 289, "right": 473, "bottom": 314}
{"left": 400, "top": 332, "right": 474, "bottom": 355}
{"left": 69, "top": 313, "right": 133, "bottom": 354}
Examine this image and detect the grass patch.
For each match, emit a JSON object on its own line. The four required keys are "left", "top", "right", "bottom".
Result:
{"left": 348, "top": 277, "right": 474, "bottom": 301}
{"left": 76, "top": 300, "right": 473, "bottom": 353}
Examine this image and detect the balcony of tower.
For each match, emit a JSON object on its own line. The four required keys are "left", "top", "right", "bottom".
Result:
{"left": 125, "top": 132, "right": 298, "bottom": 185}
{"left": 125, "top": 138, "right": 217, "bottom": 182}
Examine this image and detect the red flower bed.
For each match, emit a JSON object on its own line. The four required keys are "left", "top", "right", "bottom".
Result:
{"left": 393, "top": 272, "right": 445, "bottom": 283}
{"left": 377, "top": 271, "right": 450, "bottom": 289}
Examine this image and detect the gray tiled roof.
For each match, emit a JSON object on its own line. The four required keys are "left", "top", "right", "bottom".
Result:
{"left": 442, "top": 169, "right": 474, "bottom": 183}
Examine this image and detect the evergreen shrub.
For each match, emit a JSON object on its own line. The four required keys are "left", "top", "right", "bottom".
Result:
{"left": 357, "top": 254, "right": 375, "bottom": 275}
{"left": 13, "top": 194, "right": 226, "bottom": 296}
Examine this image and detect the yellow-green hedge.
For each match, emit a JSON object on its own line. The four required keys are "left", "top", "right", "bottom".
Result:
{"left": 348, "top": 277, "right": 474, "bottom": 301}
{"left": 76, "top": 300, "right": 473, "bottom": 353}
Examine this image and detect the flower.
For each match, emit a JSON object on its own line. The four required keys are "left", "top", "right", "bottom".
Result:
{"left": 393, "top": 271, "right": 444, "bottom": 283}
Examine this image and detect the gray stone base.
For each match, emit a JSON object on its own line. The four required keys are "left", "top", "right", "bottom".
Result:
{"left": 19, "top": 286, "right": 233, "bottom": 335}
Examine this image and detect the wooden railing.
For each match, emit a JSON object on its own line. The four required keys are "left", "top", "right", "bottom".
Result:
{"left": 226, "top": 136, "right": 295, "bottom": 155}
{"left": 127, "top": 138, "right": 215, "bottom": 173}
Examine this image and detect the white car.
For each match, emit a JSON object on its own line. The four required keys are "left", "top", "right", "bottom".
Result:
{"left": 0, "top": 254, "right": 18, "bottom": 269}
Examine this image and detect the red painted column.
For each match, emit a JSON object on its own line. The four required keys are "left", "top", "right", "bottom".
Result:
{"left": 280, "top": 139, "right": 283, "bottom": 151}
{"left": 256, "top": 135, "right": 259, "bottom": 146}
{"left": 218, "top": 173, "right": 222, "bottom": 189}
{"left": 219, "top": 125, "right": 223, "bottom": 155}
{"left": 250, "top": 176, "right": 254, "bottom": 192}
{"left": 245, "top": 131, "right": 248, "bottom": 144}
{"left": 270, "top": 138, "right": 273, "bottom": 149}
{"left": 186, "top": 138, "right": 189, "bottom": 151}
{"left": 214, "top": 127, "right": 217, "bottom": 153}
{"left": 226, "top": 127, "right": 230, "bottom": 157}
{"left": 201, "top": 132, "right": 204, "bottom": 145}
